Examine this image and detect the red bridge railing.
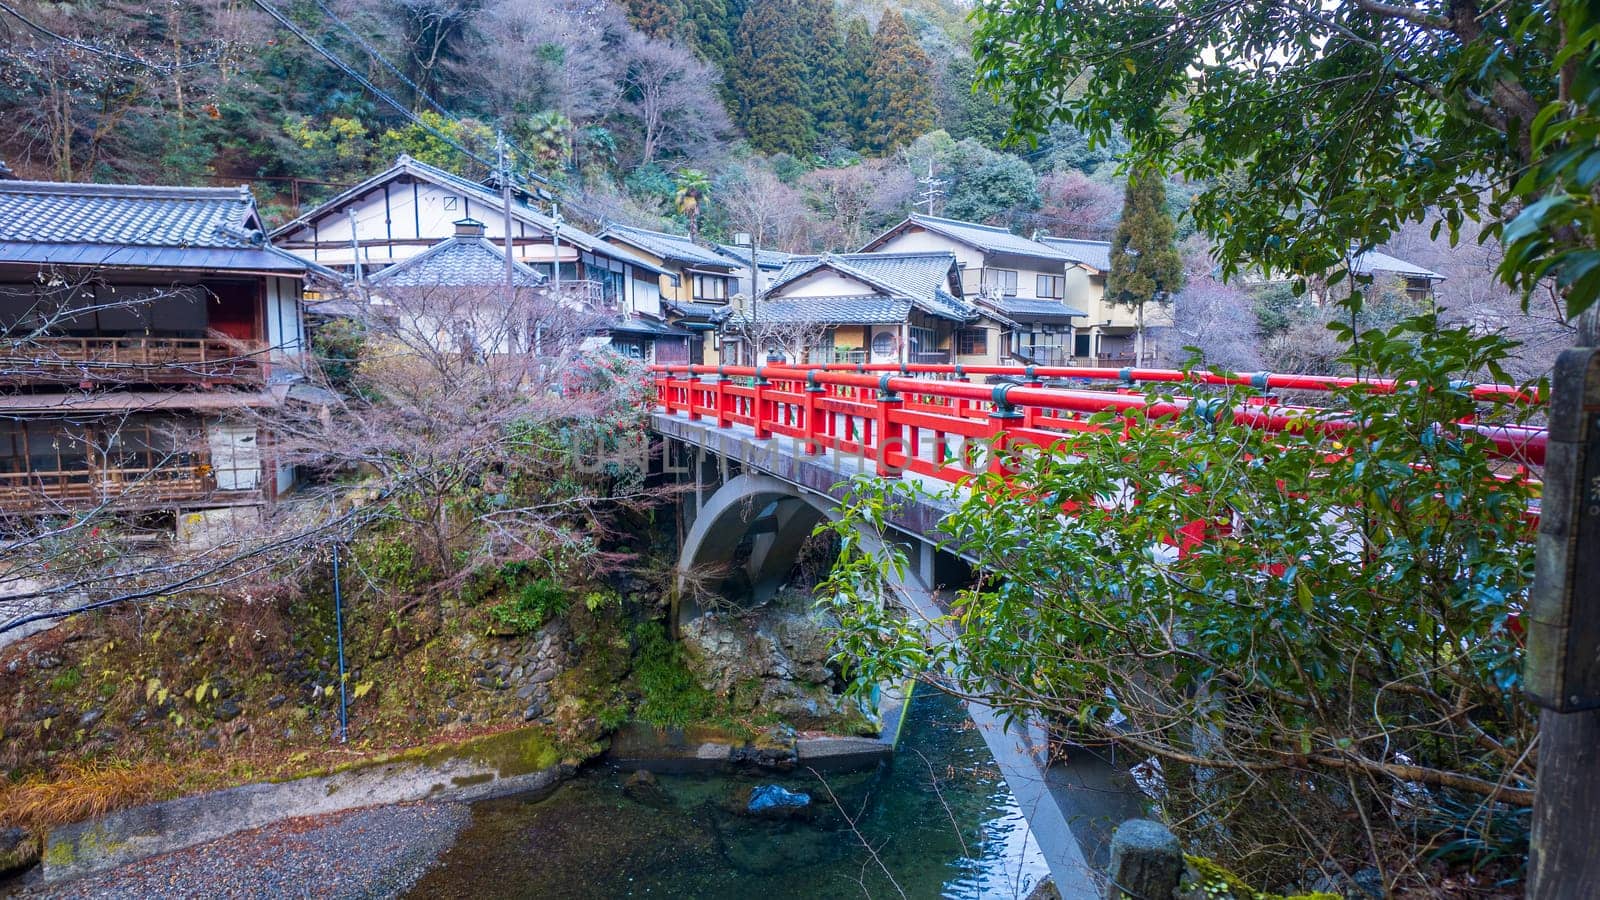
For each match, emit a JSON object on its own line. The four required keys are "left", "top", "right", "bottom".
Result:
{"left": 649, "top": 363, "right": 1547, "bottom": 485}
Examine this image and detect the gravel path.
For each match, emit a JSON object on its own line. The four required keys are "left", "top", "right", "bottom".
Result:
{"left": 32, "top": 802, "right": 471, "bottom": 900}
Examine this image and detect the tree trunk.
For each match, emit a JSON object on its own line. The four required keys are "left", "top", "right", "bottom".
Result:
{"left": 1135, "top": 302, "right": 1146, "bottom": 367}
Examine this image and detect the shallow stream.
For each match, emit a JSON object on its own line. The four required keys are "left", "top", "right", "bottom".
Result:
{"left": 406, "top": 689, "right": 1050, "bottom": 899}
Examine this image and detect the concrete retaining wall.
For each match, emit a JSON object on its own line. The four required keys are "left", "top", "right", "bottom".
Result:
{"left": 42, "top": 729, "right": 570, "bottom": 884}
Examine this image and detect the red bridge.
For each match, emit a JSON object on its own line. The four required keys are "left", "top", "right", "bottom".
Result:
{"left": 651, "top": 362, "right": 1546, "bottom": 481}
{"left": 647, "top": 361, "right": 1544, "bottom": 896}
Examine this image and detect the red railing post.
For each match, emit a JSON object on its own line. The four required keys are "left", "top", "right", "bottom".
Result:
{"left": 681, "top": 368, "right": 701, "bottom": 421}
{"left": 752, "top": 365, "right": 772, "bottom": 440}
{"left": 874, "top": 374, "right": 905, "bottom": 478}
{"left": 715, "top": 366, "right": 732, "bottom": 429}
{"left": 803, "top": 370, "right": 826, "bottom": 455}
{"left": 987, "top": 383, "right": 1025, "bottom": 476}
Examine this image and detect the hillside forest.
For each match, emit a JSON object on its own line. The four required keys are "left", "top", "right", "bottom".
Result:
{"left": 0, "top": 0, "right": 1575, "bottom": 376}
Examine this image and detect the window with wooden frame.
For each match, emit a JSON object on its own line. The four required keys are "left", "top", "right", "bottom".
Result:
{"left": 982, "top": 268, "right": 1019, "bottom": 296}
{"left": 1036, "top": 274, "right": 1065, "bottom": 299}
{"left": 691, "top": 274, "right": 728, "bottom": 302}
{"left": 956, "top": 328, "right": 988, "bottom": 356}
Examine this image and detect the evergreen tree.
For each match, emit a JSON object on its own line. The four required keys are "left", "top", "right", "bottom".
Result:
{"left": 682, "top": 0, "right": 734, "bottom": 71}
{"left": 1107, "top": 164, "right": 1185, "bottom": 365}
{"left": 865, "top": 9, "right": 936, "bottom": 154}
{"left": 798, "top": 0, "right": 849, "bottom": 149}
{"left": 729, "top": 0, "right": 816, "bottom": 156}
{"left": 624, "top": 0, "right": 684, "bottom": 38}
{"left": 839, "top": 16, "right": 875, "bottom": 148}
{"left": 939, "top": 56, "right": 1011, "bottom": 149}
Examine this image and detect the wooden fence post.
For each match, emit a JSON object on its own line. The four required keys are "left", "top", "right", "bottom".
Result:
{"left": 1526, "top": 347, "right": 1600, "bottom": 898}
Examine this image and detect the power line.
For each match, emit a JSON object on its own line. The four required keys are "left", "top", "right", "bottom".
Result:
{"left": 306, "top": 0, "right": 458, "bottom": 124}
{"left": 248, "top": 0, "right": 501, "bottom": 174}
{"left": 258, "top": 0, "right": 571, "bottom": 208}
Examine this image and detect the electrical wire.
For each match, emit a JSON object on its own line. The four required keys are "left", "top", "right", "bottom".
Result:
{"left": 306, "top": 0, "right": 457, "bottom": 124}
{"left": 257, "top": 0, "right": 569, "bottom": 202}
{"left": 248, "top": 0, "right": 502, "bottom": 174}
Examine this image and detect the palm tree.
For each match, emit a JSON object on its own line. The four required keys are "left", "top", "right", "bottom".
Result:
{"left": 674, "top": 169, "right": 711, "bottom": 242}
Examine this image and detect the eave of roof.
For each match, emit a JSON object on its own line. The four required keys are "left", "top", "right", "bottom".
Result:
{"left": 984, "top": 296, "right": 1090, "bottom": 322}
{"left": 0, "top": 389, "right": 280, "bottom": 413}
{"left": 0, "top": 242, "right": 319, "bottom": 274}
{"left": 601, "top": 224, "right": 733, "bottom": 269}
{"left": 1353, "top": 250, "right": 1443, "bottom": 281}
{"left": 749, "top": 295, "right": 914, "bottom": 325}
{"left": 1036, "top": 236, "right": 1113, "bottom": 272}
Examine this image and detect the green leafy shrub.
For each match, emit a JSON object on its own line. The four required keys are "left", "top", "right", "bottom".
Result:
{"left": 821, "top": 306, "right": 1541, "bottom": 887}
{"left": 488, "top": 577, "right": 571, "bottom": 635}
{"left": 631, "top": 622, "right": 719, "bottom": 730}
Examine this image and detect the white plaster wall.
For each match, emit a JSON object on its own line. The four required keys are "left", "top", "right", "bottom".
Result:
{"left": 872, "top": 230, "right": 982, "bottom": 268}
{"left": 778, "top": 270, "right": 874, "bottom": 298}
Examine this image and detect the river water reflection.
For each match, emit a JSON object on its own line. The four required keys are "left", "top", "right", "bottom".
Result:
{"left": 407, "top": 689, "right": 1049, "bottom": 899}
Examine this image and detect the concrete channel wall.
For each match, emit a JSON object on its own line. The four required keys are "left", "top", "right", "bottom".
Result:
{"left": 42, "top": 730, "right": 571, "bottom": 884}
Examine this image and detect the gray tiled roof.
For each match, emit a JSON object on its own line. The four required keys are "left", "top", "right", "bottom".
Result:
{"left": 713, "top": 244, "right": 793, "bottom": 269}
{"left": 0, "top": 180, "right": 317, "bottom": 273}
{"left": 602, "top": 223, "right": 733, "bottom": 269}
{"left": 663, "top": 299, "right": 734, "bottom": 322}
{"left": 866, "top": 215, "right": 1076, "bottom": 262}
{"left": 749, "top": 296, "right": 914, "bottom": 324}
{"left": 1353, "top": 250, "right": 1442, "bottom": 281}
{"left": 366, "top": 236, "right": 546, "bottom": 288}
{"left": 765, "top": 251, "right": 975, "bottom": 323}
{"left": 1037, "top": 236, "right": 1113, "bottom": 272}
{"left": 987, "top": 296, "right": 1088, "bottom": 322}
{"left": 610, "top": 314, "right": 692, "bottom": 337}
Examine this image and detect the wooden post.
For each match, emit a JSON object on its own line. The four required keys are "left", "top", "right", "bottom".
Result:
{"left": 1526, "top": 347, "right": 1600, "bottom": 898}
{"left": 1105, "top": 819, "right": 1183, "bottom": 900}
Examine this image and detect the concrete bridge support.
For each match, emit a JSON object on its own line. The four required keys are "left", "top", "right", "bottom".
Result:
{"left": 673, "top": 470, "right": 939, "bottom": 628}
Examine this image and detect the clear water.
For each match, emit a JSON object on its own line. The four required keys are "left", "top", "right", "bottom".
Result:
{"left": 407, "top": 689, "right": 1050, "bottom": 899}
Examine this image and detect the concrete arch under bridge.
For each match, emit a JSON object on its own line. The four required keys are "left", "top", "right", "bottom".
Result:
{"left": 673, "top": 471, "right": 945, "bottom": 627}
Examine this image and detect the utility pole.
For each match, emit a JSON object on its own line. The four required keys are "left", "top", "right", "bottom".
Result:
{"left": 347, "top": 208, "right": 363, "bottom": 295}
{"left": 916, "top": 158, "right": 946, "bottom": 216}
{"left": 497, "top": 131, "right": 515, "bottom": 307}
{"left": 735, "top": 231, "right": 761, "bottom": 365}
{"left": 550, "top": 202, "right": 563, "bottom": 303}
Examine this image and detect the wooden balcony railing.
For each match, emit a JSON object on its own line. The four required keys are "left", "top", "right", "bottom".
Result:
{"left": 0, "top": 463, "right": 219, "bottom": 509}
{"left": 0, "top": 337, "right": 266, "bottom": 384}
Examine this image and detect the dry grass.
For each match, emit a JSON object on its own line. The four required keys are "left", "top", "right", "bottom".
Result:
{"left": 0, "top": 760, "right": 179, "bottom": 831}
